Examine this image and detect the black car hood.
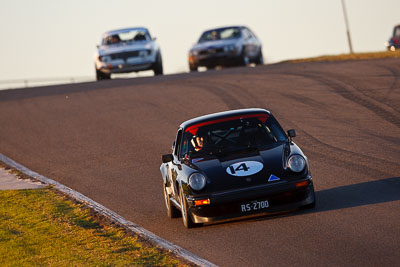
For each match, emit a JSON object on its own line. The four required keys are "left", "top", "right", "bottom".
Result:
{"left": 191, "top": 144, "right": 288, "bottom": 193}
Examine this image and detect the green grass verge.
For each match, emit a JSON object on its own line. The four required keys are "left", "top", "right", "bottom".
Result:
{"left": 282, "top": 50, "right": 400, "bottom": 63}
{"left": 0, "top": 187, "right": 185, "bottom": 266}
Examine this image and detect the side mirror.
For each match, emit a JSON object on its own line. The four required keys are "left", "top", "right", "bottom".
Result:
{"left": 287, "top": 129, "right": 296, "bottom": 143}
{"left": 162, "top": 154, "right": 173, "bottom": 163}
{"left": 96, "top": 45, "right": 100, "bottom": 49}
{"left": 287, "top": 129, "right": 296, "bottom": 138}
{"left": 153, "top": 37, "right": 157, "bottom": 41}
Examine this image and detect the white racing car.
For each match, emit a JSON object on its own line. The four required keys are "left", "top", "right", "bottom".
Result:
{"left": 94, "top": 27, "right": 163, "bottom": 80}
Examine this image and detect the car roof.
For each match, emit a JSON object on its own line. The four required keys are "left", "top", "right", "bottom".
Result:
{"left": 201, "top": 25, "right": 245, "bottom": 33}
{"left": 180, "top": 108, "right": 271, "bottom": 131}
{"left": 102, "top": 27, "right": 148, "bottom": 37}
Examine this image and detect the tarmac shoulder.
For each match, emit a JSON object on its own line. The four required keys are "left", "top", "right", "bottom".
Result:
{"left": 0, "top": 167, "right": 46, "bottom": 190}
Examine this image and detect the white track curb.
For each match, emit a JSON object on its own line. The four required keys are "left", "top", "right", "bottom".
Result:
{"left": 0, "top": 153, "right": 218, "bottom": 267}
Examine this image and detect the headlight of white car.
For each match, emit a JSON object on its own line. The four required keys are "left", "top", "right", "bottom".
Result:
{"left": 287, "top": 155, "right": 306, "bottom": 172}
{"left": 139, "top": 50, "right": 148, "bottom": 57}
{"left": 224, "top": 45, "right": 236, "bottom": 52}
{"left": 188, "top": 173, "right": 206, "bottom": 191}
{"left": 99, "top": 55, "right": 111, "bottom": 62}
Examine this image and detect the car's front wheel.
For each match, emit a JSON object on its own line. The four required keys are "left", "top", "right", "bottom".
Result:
{"left": 255, "top": 50, "right": 264, "bottom": 65}
{"left": 189, "top": 64, "right": 198, "bottom": 72}
{"left": 300, "top": 187, "right": 316, "bottom": 210}
{"left": 179, "top": 186, "right": 198, "bottom": 228}
{"left": 153, "top": 52, "right": 163, "bottom": 76}
{"left": 95, "top": 68, "right": 110, "bottom": 81}
{"left": 240, "top": 49, "right": 250, "bottom": 67}
{"left": 163, "top": 182, "right": 180, "bottom": 218}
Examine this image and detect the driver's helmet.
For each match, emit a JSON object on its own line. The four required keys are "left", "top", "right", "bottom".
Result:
{"left": 191, "top": 135, "right": 205, "bottom": 151}
{"left": 211, "top": 31, "right": 218, "bottom": 40}
{"left": 111, "top": 35, "right": 120, "bottom": 44}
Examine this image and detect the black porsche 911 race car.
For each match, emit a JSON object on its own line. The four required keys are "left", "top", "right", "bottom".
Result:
{"left": 160, "top": 108, "right": 315, "bottom": 228}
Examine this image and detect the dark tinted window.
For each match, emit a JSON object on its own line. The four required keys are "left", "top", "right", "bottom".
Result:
{"left": 198, "top": 27, "right": 241, "bottom": 43}
{"left": 181, "top": 116, "right": 287, "bottom": 157}
{"left": 102, "top": 29, "right": 150, "bottom": 45}
{"left": 394, "top": 26, "right": 400, "bottom": 37}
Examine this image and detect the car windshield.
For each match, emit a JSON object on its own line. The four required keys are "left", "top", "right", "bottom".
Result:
{"left": 394, "top": 26, "right": 400, "bottom": 37}
{"left": 181, "top": 115, "right": 287, "bottom": 157}
{"left": 198, "top": 27, "right": 241, "bottom": 43}
{"left": 102, "top": 29, "right": 150, "bottom": 45}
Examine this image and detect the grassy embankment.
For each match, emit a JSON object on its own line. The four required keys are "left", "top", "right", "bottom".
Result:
{"left": 0, "top": 165, "right": 185, "bottom": 266}
{"left": 282, "top": 50, "right": 400, "bottom": 63}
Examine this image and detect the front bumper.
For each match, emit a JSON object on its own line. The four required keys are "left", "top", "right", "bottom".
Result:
{"left": 98, "top": 62, "right": 154, "bottom": 74}
{"left": 96, "top": 53, "right": 156, "bottom": 74}
{"left": 190, "top": 52, "right": 242, "bottom": 68}
{"left": 186, "top": 178, "right": 315, "bottom": 223}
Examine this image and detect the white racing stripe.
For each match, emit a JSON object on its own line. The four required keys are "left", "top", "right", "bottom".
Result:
{"left": 0, "top": 153, "right": 218, "bottom": 267}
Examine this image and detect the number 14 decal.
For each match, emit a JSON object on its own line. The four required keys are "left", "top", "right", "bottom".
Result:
{"left": 229, "top": 163, "right": 249, "bottom": 174}
{"left": 226, "top": 161, "right": 264, "bottom": 177}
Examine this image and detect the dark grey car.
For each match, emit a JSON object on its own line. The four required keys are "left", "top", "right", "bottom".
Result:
{"left": 188, "top": 26, "right": 263, "bottom": 71}
{"left": 385, "top": 24, "right": 400, "bottom": 51}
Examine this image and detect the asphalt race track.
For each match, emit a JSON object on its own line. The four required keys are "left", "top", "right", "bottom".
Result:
{"left": 1, "top": 58, "right": 399, "bottom": 266}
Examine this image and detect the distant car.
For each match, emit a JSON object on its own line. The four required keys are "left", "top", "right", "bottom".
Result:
{"left": 160, "top": 108, "right": 316, "bottom": 228}
{"left": 385, "top": 24, "right": 400, "bottom": 51}
{"left": 94, "top": 27, "right": 163, "bottom": 80}
{"left": 188, "top": 26, "right": 263, "bottom": 71}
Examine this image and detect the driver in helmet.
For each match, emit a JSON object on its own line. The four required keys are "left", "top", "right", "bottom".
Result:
{"left": 111, "top": 35, "right": 120, "bottom": 44}
{"left": 191, "top": 135, "right": 204, "bottom": 152}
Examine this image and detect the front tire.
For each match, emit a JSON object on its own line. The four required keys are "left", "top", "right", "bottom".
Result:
{"left": 240, "top": 49, "right": 250, "bottom": 66}
{"left": 163, "top": 183, "right": 180, "bottom": 218}
{"left": 300, "top": 187, "right": 316, "bottom": 210}
{"left": 189, "top": 64, "right": 198, "bottom": 72}
{"left": 179, "top": 186, "right": 198, "bottom": 228}
{"left": 255, "top": 50, "right": 264, "bottom": 65}
{"left": 153, "top": 52, "right": 163, "bottom": 76}
{"left": 96, "top": 68, "right": 110, "bottom": 81}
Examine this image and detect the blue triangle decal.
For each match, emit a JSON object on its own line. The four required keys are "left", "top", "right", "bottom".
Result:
{"left": 268, "top": 174, "right": 280, "bottom": 182}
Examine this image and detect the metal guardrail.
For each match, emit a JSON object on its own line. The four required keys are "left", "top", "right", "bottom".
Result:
{"left": 0, "top": 76, "right": 95, "bottom": 90}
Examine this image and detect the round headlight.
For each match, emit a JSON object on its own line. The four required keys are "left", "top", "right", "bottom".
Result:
{"left": 224, "top": 45, "right": 236, "bottom": 52}
{"left": 100, "top": 55, "right": 111, "bottom": 62}
{"left": 139, "top": 50, "right": 147, "bottom": 57}
{"left": 287, "top": 155, "right": 306, "bottom": 172}
{"left": 188, "top": 173, "right": 206, "bottom": 191}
